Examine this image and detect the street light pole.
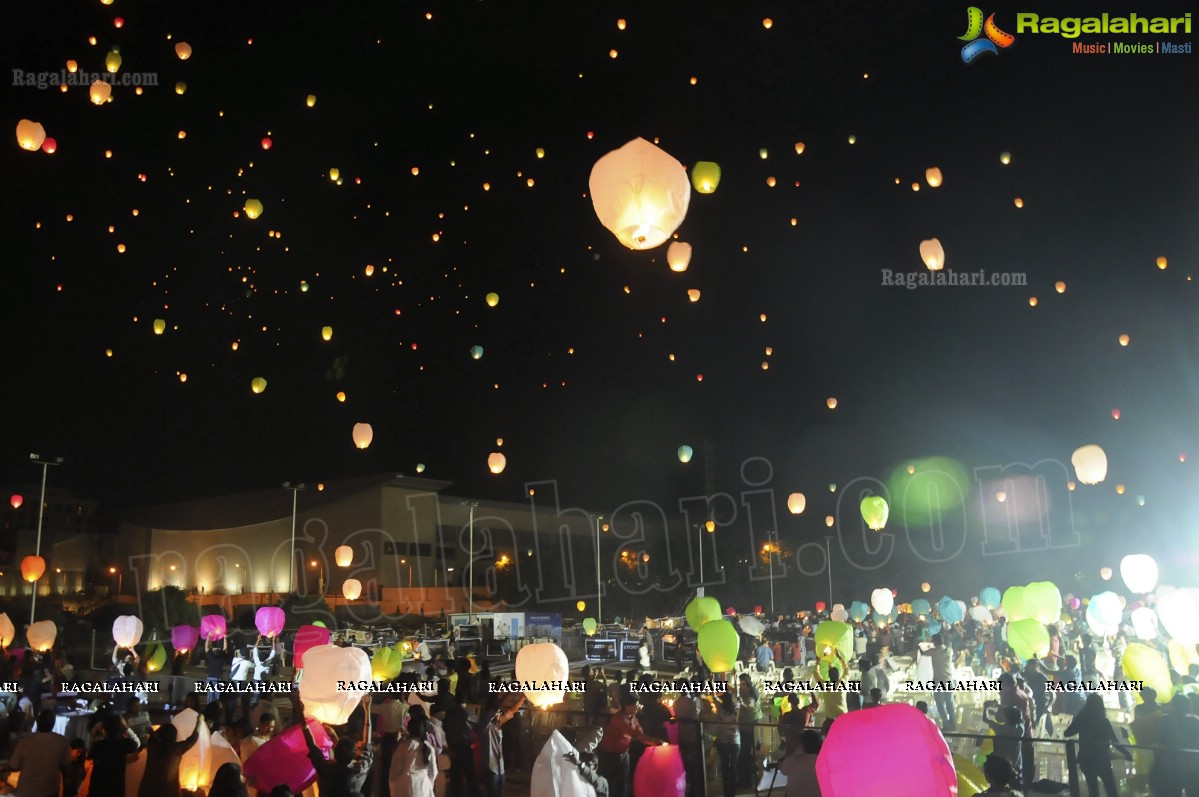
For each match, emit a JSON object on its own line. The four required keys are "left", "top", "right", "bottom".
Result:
{"left": 29, "top": 454, "right": 63, "bottom": 624}
{"left": 594, "top": 515, "right": 604, "bottom": 625}
{"left": 825, "top": 535, "right": 834, "bottom": 609}
{"left": 463, "top": 501, "right": 479, "bottom": 624}
{"left": 283, "top": 483, "right": 305, "bottom": 594}
{"left": 765, "top": 531, "right": 778, "bottom": 616}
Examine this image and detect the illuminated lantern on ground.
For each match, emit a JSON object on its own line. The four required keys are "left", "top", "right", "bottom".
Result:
{"left": 255, "top": 607, "right": 285, "bottom": 639}
{"left": 27, "top": 620, "right": 57, "bottom": 652}
{"left": 818, "top": 703, "right": 956, "bottom": 796}
{"left": 685, "top": 596, "right": 722, "bottom": 630}
{"left": 860, "top": 496, "right": 889, "bottom": 530}
{"left": 1007, "top": 618, "right": 1050, "bottom": 660}
{"left": 21, "top": 555, "right": 45, "bottom": 582}
{"left": 814, "top": 621, "right": 853, "bottom": 663}
{"left": 589, "top": 137, "right": 690, "bottom": 250}
{"left": 300, "top": 645, "right": 371, "bottom": 724}
{"left": 1157, "top": 587, "right": 1199, "bottom": 644}
{"left": 335, "top": 546, "right": 353, "bottom": 568}
{"left": 1024, "top": 581, "right": 1063, "bottom": 624}
{"left": 871, "top": 588, "right": 894, "bottom": 616}
{"left": 938, "top": 597, "right": 964, "bottom": 624}
{"left": 925, "top": 167, "right": 943, "bottom": 188}
{"left": 244, "top": 718, "right": 331, "bottom": 794}
{"left": 9, "top": 495, "right": 21, "bottom": 510}
{"left": 488, "top": 452, "right": 507, "bottom": 474}
{"left": 112, "top": 616, "right": 144, "bottom": 649}
{"left": 293, "top": 625, "right": 331, "bottom": 669}
{"left": 667, "top": 241, "right": 692, "bottom": 272}
{"left": 342, "top": 578, "right": 362, "bottom": 600}
{"left": 698, "top": 619, "right": 739, "bottom": 672}
{"left": 582, "top": 618, "right": 597, "bottom": 636}
{"left": 16, "top": 120, "right": 46, "bottom": 151}
{"left": 979, "top": 587, "right": 1001, "bottom": 610}
{"left": 372, "top": 647, "right": 403, "bottom": 680}
{"left": 243, "top": 199, "right": 263, "bottom": 219}
{"left": 1071, "top": 444, "right": 1108, "bottom": 485}
{"left": 172, "top": 625, "right": 199, "bottom": 653}
{"left": 485, "top": 292, "right": 500, "bottom": 307}
{"left": 633, "top": 744, "right": 686, "bottom": 797}
{"left": 175, "top": 42, "right": 193, "bottom": 59}
{"left": 145, "top": 643, "right": 168, "bottom": 672}
{"left": 690, "top": 161, "right": 722, "bottom": 194}
{"left": 90, "top": 80, "right": 112, "bottom": 105}
{"left": 516, "top": 642, "right": 571, "bottom": 707}
{"left": 919, "top": 239, "right": 945, "bottom": 271}
{"left": 0, "top": 614, "right": 14, "bottom": 648}
{"left": 1087, "top": 592, "right": 1123, "bottom": 636}
{"left": 1123, "top": 643, "right": 1173, "bottom": 700}
{"left": 786, "top": 493, "right": 806, "bottom": 514}
{"left": 352, "top": 423, "right": 373, "bottom": 449}
{"left": 1121, "top": 554, "right": 1159, "bottom": 594}
{"left": 677, "top": 445, "right": 693, "bottom": 463}
{"left": 199, "top": 615, "right": 226, "bottom": 641}
{"left": 849, "top": 601, "right": 869, "bottom": 622}
{"left": 1001, "top": 586, "right": 1028, "bottom": 621}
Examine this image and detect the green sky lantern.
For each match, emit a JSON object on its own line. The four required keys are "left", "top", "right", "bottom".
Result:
{"left": 685, "top": 595, "right": 721, "bottom": 630}
{"left": 697, "top": 619, "right": 739, "bottom": 673}
{"left": 860, "top": 496, "right": 889, "bottom": 530}
{"left": 677, "top": 445, "right": 693, "bottom": 463}
{"left": 251, "top": 377, "right": 267, "bottom": 394}
{"left": 1001, "top": 585, "right": 1028, "bottom": 621}
{"left": 105, "top": 50, "right": 122, "bottom": 74}
{"left": 1023, "top": 581, "right": 1062, "bottom": 624}
{"left": 690, "top": 161, "right": 722, "bottom": 194}
{"left": 145, "top": 643, "right": 168, "bottom": 672}
{"left": 582, "top": 617, "right": 597, "bottom": 636}
{"left": 470, "top": 345, "right": 484, "bottom": 360}
{"left": 1123, "top": 643, "right": 1173, "bottom": 700}
{"left": 814, "top": 620, "right": 853, "bottom": 663}
{"left": 1007, "top": 618, "right": 1049, "bottom": 660}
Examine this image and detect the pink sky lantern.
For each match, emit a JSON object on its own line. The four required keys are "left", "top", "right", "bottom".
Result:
{"left": 199, "top": 614, "right": 227, "bottom": 641}
{"left": 818, "top": 704, "right": 956, "bottom": 797}
{"left": 633, "top": 744, "right": 686, "bottom": 797}
{"left": 725, "top": 607, "right": 736, "bottom": 616}
{"left": 243, "top": 718, "right": 332, "bottom": 794}
{"left": 172, "top": 625, "right": 200, "bottom": 652}
{"left": 293, "top": 624, "right": 331, "bottom": 669}
{"left": 256, "top": 606, "right": 285, "bottom": 639}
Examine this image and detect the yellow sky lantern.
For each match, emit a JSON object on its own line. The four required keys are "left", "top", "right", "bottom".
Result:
{"left": 90, "top": 80, "right": 112, "bottom": 105}
{"left": 306, "top": 94, "right": 316, "bottom": 107}
{"left": 321, "top": 326, "right": 333, "bottom": 341}
{"left": 1055, "top": 281, "right": 1066, "bottom": 294}
{"left": 926, "top": 167, "right": 943, "bottom": 187}
{"left": 364, "top": 265, "right": 375, "bottom": 277}
{"left": 485, "top": 292, "right": 499, "bottom": 307}
{"left": 919, "top": 238, "right": 944, "bottom": 271}
{"left": 488, "top": 452, "right": 507, "bottom": 474}
{"left": 687, "top": 289, "right": 701, "bottom": 302}
{"left": 1000, "top": 152, "right": 1012, "bottom": 165}
{"left": 66, "top": 60, "right": 78, "bottom": 72}
{"left": 329, "top": 167, "right": 340, "bottom": 181}
{"left": 336, "top": 391, "right": 346, "bottom": 402}
{"left": 535, "top": 147, "right": 545, "bottom": 158}
{"left": 243, "top": 199, "right": 263, "bottom": 219}
{"left": 1014, "top": 197, "right": 1024, "bottom": 208}
{"left": 16, "top": 119, "right": 46, "bottom": 151}
{"left": 589, "top": 138, "right": 691, "bottom": 250}
{"left": 251, "top": 377, "right": 267, "bottom": 394}
{"left": 667, "top": 241, "right": 692, "bottom": 272}
{"left": 1156, "top": 256, "right": 1168, "bottom": 270}
{"left": 175, "top": 82, "right": 187, "bottom": 94}
{"left": 691, "top": 161, "right": 721, "bottom": 194}
{"left": 175, "top": 41, "right": 192, "bottom": 60}
{"left": 153, "top": 318, "right": 166, "bottom": 335}
{"left": 105, "top": 50, "right": 122, "bottom": 73}
{"left": 352, "top": 423, "right": 373, "bottom": 449}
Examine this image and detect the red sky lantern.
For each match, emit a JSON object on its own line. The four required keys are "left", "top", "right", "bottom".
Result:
{"left": 725, "top": 607, "right": 736, "bottom": 616}
{"left": 754, "top": 605, "right": 763, "bottom": 615}
{"left": 9, "top": 495, "right": 22, "bottom": 510}
{"left": 22, "top": 555, "right": 46, "bottom": 582}
{"left": 261, "top": 137, "right": 272, "bottom": 150}
{"left": 815, "top": 601, "right": 827, "bottom": 612}
{"left": 41, "top": 137, "right": 57, "bottom": 154}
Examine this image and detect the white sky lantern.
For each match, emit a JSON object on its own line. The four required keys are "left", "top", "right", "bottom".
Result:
{"left": 787, "top": 493, "right": 806, "bottom": 514}
{"left": 171, "top": 709, "right": 212, "bottom": 792}
{"left": 1157, "top": 587, "right": 1199, "bottom": 645}
{"left": 1120, "top": 554, "right": 1159, "bottom": 594}
{"left": 1131, "top": 606, "right": 1158, "bottom": 641}
{"left": 27, "top": 620, "right": 57, "bottom": 652}
{"left": 113, "top": 616, "right": 144, "bottom": 649}
{"left": 515, "top": 642, "right": 570, "bottom": 708}
{"left": 589, "top": 137, "right": 691, "bottom": 250}
{"left": 335, "top": 545, "right": 353, "bottom": 567}
{"left": 352, "top": 423, "right": 373, "bottom": 449}
{"left": 90, "top": 80, "right": 112, "bottom": 105}
{"left": 299, "top": 645, "right": 372, "bottom": 725}
{"left": 488, "top": 452, "right": 507, "bottom": 474}
{"left": 919, "top": 238, "right": 945, "bottom": 271}
{"left": 871, "top": 588, "right": 894, "bottom": 616}
{"left": 16, "top": 119, "right": 46, "bottom": 151}
{"left": 342, "top": 578, "right": 362, "bottom": 601}
{"left": 1071, "top": 444, "right": 1108, "bottom": 485}
{"left": 667, "top": 241, "right": 692, "bottom": 272}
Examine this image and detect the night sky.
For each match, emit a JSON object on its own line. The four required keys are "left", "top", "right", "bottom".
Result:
{"left": 4, "top": 1, "right": 1198, "bottom": 598}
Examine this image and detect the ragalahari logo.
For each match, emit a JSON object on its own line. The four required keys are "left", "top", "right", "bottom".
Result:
{"left": 960, "top": 7, "right": 1016, "bottom": 62}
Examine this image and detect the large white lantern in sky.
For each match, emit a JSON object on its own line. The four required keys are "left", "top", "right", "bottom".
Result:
{"left": 352, "top": 423, "right": 373, "bottom": 449}
{"left": 589, "top": 137, "right": 691, "bottom": 250}
{"left": 299, "top": 645, "right": 372, "bottom": 725}
{"left": 871, "top": 588, "right": 894, "bottom": 617}
{"left": 1071, "top": 444, "right": 1108, "bottom": 485}
{"left": 1120, "top": 554, "right": 1159, "bottom": 594}
{"left": 1157, "top": 588, "right": 1199, "bottom": 645}
{"left": 113, "top": 616, "right": 144, "bottom": 649}
{"left": 515, "top": 642, "right": 570, "bottom": 708}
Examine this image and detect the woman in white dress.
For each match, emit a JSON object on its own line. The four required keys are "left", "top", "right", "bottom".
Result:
{"left": 391, "top": 714, "right": 438, "bottom": 797}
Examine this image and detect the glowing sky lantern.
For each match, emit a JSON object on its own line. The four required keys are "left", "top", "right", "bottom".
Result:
{"left": 329, "top": 167, "right": 340, "bottom": 182}
{"left": 90, "top": 80, "right": 112, "bottom": 105}
{"left": 255, "top": 607, "right": 285, "bottom": 639}
{"left": 691, "top": 161, "right": 721, "bottom": 194}
{"left": 1086, "top": 592, "right": 1122, "bottom": 636}
{"left": 1120, "top": 554, "right": 1158, "bottom": 594}
{"left": 860, "top": 496, "right": 889, "bottom": 530}
{"left": 306, "top": 94, "right": 316, "bottom": 107}
{"left": 200, "top": 614, "right": 227, "bottom": 641}
{"left": 334, "top": 546, "right": 353, "bottom": 568}
{"left": 172, "top": 625, "right": 200, "bottom": 653}
{"left": 243, "top": 199, "right": 263, "bottom": 219}
{"left": 1122, "top": 643, "right": 1173, "bottom": 700}
{"left": 677, "top": 445, "right": 694, "bottom": 463}
{"left": 27, "top": 620, "right": 57, "bottom": 652}
{"left": 786, "top": 492, "right": 806, "bottom": 514}
{"left": 485, "top": 292, "right": 500, "bottom": 307}
{"left": 321, "top": 326, "right": 333, "bottom": 341}
{"left": 979, "top": 588, "right": 1001, "bottom": 609}
{"left": 1007, "top": 618, "right": 1050, "bottom": 660}
{"left": 1023, "top": 581, "right": 1062, "bottom": 624}
{"left": 250, "top": 377, "right": 267, "bottom": 394}
{"left": 175, "top": 41, "right": 193, "bottom": 60}
{"left": 342, "top": 578, "right": 362, "bottom": 600}
{"left": 16, "top": 119, "right": 46, "bottom": 151}
{"left": 1000, "top": 152, "right": 1012, "bottom": 165}
{"left": 925, "top": 167, "right": 943, "bottom": 187}
{"left": 919, "top": 238, "right": 945, "bottom": 271}
{"left": 1099, "top": 566, "right": 1113, "bottom": 580}
{"left": 261, "top": 137, "right": 272, "bottom": 150}
{"left": 582, "top": 618, "right": 597, "bottom": 636}
{"left": 589, "top": 137, "right": 691, "bottom": 250}
{"left": 1118, "top": 333, "right": 1130, "bottom": 347}
{"left": 826, "top": 397, "right": 838, "bottom": 409}
{"left": 176, "top": 82, "right": 187, "bottom": 94}
{"left": 105, "top": 50, "right": 122, "bottom": 73}
{"left": 153, "top": 318, "right": 167, "bottom": 335}
{"left": 470, "top": 345, "right": 484, "bottom": 360}
{"left": 1157, "top": 588, "right": 1199, "bottom": 644}
{"left": 818, "top": 704, "right": 956, "bottom": 797}
{"left": 9, "top": 495, "right": 21, "bottom": 510}
{"left": 415, "top": 463, "right": 426, "bottom": 473}
{"left": 697, "top": 619, "right": 739, "bottom": 672}
{"left": 666, "top": 241, "right": 692, "bottom": 272}
{"left": 300, "top": 645, "right": 372, "bottom": 724}
{"left": 633, "top": 745, "right": 685, "bottom": 797}
{"left": 1131, "top": 606, "right": 1158, "bottom": 640}
{"left": 352, "top": 423, "right": 373, "bottom": 449}
{"left": 21, "top": 555, "right": 45, "bottom": 582}
{"left": 0, "top": 614, "right": 16, "bottom": 648}
{"left": 814, "top": 621, "right": 853, "bottom": 663}
{"left": 921, "top": 582, "right": 931, "bottom": 593}
{"left": 515, "top": 642, "right": 571, "bottom": 707}
{"left": 488, "top": 452, "right": 507, "bottom": 474}
{"left": 1002, "top": 585, "right": 1028, "bottom": 621}
{"left": 1071, "top": 444, "right": 1107, "bottom": 485}
{"left": 871, "top": 588, "right": 894, "bottom": 616}
{"left": 1157, "top": 256, "right": 1168, "bottom": 270}
{"left": 685, "top": 596, "right": 722, "bottom": 630}
{"left": 687, "top": 289, "right": 701, "bottom": 302}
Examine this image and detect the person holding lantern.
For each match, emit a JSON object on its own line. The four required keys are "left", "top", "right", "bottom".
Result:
{"left": 300, "top": 694, "right": 375, "bottom": 797}
{"left": 205, "top": 636, "right": 229, "bottom": 704}
{"left": 597, "top": 693, "right": 664, "bottom": 797}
